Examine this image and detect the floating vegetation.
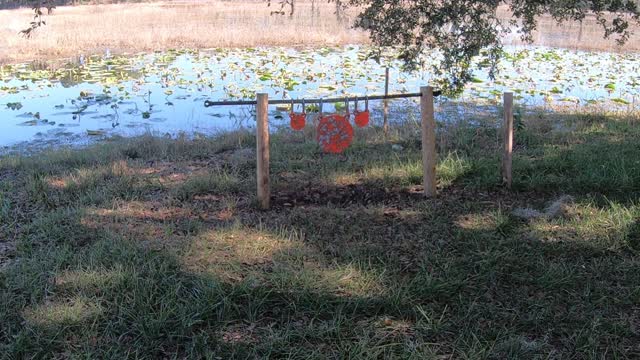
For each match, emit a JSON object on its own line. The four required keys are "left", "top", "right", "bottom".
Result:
{"left": 19, "top": 117, "right": 54, "bottom": 127}
{"left": 0, "top": 45, "right": 638, "bottom": 147}
{"left": 86, "top": 130, "right": 106, "bottom": 136}
{"left": 72, "top": 105, "right": 89, "bottom": 115}
{"left": 612, "top": 98, "right": 631, "bottom": 105}
{"left": 6, "top": 102, "right": 23, "bottom": 110}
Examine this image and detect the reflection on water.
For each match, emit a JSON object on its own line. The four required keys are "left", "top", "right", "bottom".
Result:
{"left": 0, "top": 45, "right": 638, "bottom": 148}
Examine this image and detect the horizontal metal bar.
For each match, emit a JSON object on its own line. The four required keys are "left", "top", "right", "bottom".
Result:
{"left": 203, "top": 91, "right": 441, "bottom": 107}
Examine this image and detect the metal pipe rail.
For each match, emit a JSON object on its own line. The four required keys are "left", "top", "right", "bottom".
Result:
{"left": 203, "top": 91, "right": 442, "bottom": 107}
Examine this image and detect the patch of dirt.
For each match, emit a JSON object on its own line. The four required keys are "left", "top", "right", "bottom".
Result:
{"left": 273, "top": 183, "right": 424, "bottom": 208}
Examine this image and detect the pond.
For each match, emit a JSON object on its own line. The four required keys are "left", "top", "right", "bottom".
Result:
{"left": 0, "top": 45, "right": 638, "bottom": 149}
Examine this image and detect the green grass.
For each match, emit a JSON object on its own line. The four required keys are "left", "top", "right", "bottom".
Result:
{"left": 173, "top": 170, "right": 245, "bottom": 201}
{"left": 1, "top": 111, "right": 640, "bottom": 358}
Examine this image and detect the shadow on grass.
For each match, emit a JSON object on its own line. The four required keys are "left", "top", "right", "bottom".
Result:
{"left": 2, "top": 112, "right": 640, "bottom": 358}
{"left": 3, "top": 177, "right": 639, "bottom": 358}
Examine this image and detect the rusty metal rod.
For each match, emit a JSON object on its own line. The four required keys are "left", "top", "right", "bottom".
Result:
{"left": 203, "top": 91, "right": 441, "bottom": 107}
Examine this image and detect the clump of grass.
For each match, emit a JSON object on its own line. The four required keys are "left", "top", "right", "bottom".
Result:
{"left": 511, "top": 123, "right": 640, "bottom": 194}
{"left": 347, "top": 149, "right": 471, "bottom": 189}
{"left": 22, "top": 296, "right": 103, "bottom": 329}
{"left": 173, "top": 170, "right": 244, "bottom": 201}
{"left": 25, "top": 172, "right": 55, "bottom": 209}
{"left": 436, "top": 152, "right": 473, "bottom": 187}
{"left": 121, "top": 131, "right": 255, "bottom": 161}
{"left": 519, "top": 197, "right": 640, "bottom": 255}
{"left": 0, "top": 193, "right": 9, "bottom": 222}
{"left": 24, "top": 207, "right": 102, "bottom": 248}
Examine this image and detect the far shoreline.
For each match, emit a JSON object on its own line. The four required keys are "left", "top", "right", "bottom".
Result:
{"left": 1, "top": 0, "right": 638, "bottom": 66}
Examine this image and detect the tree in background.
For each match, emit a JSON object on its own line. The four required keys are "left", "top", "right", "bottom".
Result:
{"left": 349, "top": 0, "right": 639, "bottom": 91}
{"left": 27, "top": 0, "right": 640, "bottom": 92}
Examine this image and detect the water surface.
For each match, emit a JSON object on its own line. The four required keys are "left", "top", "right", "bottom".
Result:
{"left": 1, "top": 46, "right": 638, "bottom": 149}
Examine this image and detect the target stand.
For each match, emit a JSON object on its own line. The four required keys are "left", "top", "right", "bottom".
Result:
{"left": 205, "top": 87, "right": 439, "bottom": 209}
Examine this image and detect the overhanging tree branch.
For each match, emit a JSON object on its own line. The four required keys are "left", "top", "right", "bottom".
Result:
{"left": 20, "top": 0, "right": 55, "bottom": 37}
{"left": 273, "top": 0, "right": 640, "bottom": 93}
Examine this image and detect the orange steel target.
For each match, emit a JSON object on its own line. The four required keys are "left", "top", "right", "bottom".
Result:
{"left": 354, "top": 110, "right": 370, "bottom": 127}
{"left": 289, "top": 112, "right": 306, "bottom": 130}
{"left": 316, "top": 114, "right": 353, "bottom": 153}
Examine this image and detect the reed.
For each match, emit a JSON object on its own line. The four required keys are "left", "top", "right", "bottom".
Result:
{"left": 1, "top": 1, "right": 638, "bottom": 65}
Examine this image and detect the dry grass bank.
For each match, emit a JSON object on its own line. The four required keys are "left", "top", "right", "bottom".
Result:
{"left": 497, "top": 6, "right": 640, "bottom": 52}
{"left": 0, "top": 0, "right": 368, "bottom": 64}
{"left": 0, "top": 1, "right": 638, "bottom": 65}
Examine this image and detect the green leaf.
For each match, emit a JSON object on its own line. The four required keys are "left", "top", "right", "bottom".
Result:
{"left": 611, "top": 98, "right": 630, "bottom": 105}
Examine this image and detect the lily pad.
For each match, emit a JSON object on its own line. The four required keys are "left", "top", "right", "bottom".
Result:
{"left": 611, "top": 98, "right": 630, "bottom": 105}
{"left": 87, "top": 130, "right": 106, "bottom": 136}
{"left": 275, "top": 105, "right": 292, "bottom": 112}
{"left": 6, "top": 102, "right": 22, "bottom": 110}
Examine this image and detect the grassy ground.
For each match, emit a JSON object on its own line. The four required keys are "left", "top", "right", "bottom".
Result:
{"left": 1, "top": 109, "right": 640, "bottom": 358}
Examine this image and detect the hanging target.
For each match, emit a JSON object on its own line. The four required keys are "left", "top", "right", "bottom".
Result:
{"left": 288, "top": 99, "right": 306, "bottom": 131}
{"left": 289, "top": 113, "right": 306, "bottom": 130}
{"left": 354, "top": 97, "right": 369, "bottom": 127}
{"left": 316, "top": 114, "right": 353, "bottom": 153}
{"left": 354, "top": 111, "right": 370, "bottom": 127}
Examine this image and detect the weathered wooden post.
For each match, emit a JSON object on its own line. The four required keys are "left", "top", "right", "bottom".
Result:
{"left": 421, "top": 86, "right": 437, "bottom": 197}
{"left": 383, "top": 67, "right": 390, "bottom": 136}
{"left": 502, "top": 92, "right": 514, "bottom": 188}
{"left": 256, "top": 93, "right": 270, "bottom": 209}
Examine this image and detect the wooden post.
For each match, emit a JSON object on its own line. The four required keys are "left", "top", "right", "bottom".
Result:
{"left": 256, "top": 93, "right": 270, "bottom": 209}
{"left": 383, "top": 67, "right": 390, "bottom": 136}
{"left": 502, "top": 92, "right": 514, "bottom": 188}
{"left": 421, "top": 86, "right": 436, "bottom": 197}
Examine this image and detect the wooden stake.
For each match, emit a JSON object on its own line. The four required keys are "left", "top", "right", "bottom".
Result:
{"left": 502, "top": 92, "right": 514, "bottom": 188}
{"left": 421, "top": 86, "right": 436, "bottom": 197}
{"left": 383, "top": 67, "right": 390, "bottom": 136}
{"left": 256, "top": 93, "right": 270, "bottom": 209}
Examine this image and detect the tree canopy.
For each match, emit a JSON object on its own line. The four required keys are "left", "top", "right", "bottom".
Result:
{"left": 348, "top": 0, "right": 639, "bottom": 91}
{"left": 25, "top": 0, "right": 640, "bottom": 92}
